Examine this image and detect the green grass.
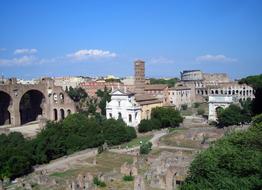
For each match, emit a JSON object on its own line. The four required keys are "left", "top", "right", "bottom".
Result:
{"left": 50, "top": 169, "right": 78, "bottom": 178}
{"left": 181, "top": 102, "right": 208, "bottom": 116}
{"left": 49, "top": 152, "right": 134, "bottom": 180}
{"left": 120, "top": 135, "right": 153, "bottom": 148}
{"left": 168, "top": 127, "right": 186, "bottom": 133}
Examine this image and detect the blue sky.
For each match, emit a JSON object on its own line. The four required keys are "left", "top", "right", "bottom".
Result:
{"left": 0, "top": 0, "right": 261, "bottom": 80}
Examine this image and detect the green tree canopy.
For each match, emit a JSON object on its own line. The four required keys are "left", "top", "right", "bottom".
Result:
{"left": 149, "top": 78, "right": 178, "bottom": 87}
{"left": 96, "top": 87, "right": 111, "bottom": 116}
{"left": 181, "top": 114, "right": 262, "bottom": 190}
{"left": 239, "top": 74, "right": 262, "bottom": 114}
{"left": 151, "top": 107, "right": 183, "bottom": 128}
{"left": 217, "top": 104, "right": 251, "bottom": 127}
{"left": 66, "top": 86, "right": 88, "bottom": 102}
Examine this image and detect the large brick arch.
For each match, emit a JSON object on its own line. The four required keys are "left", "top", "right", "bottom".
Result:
{"left": 0, "top": 90, "right": 12, "bottom": 126}
{"left": 19, "top": 89, "right": 46, "bottom": 125}
{"left": 0, "top": 78, "right": 77, "bottom": 126}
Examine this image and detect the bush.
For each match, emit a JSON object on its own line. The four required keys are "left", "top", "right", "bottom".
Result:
{"left": 138, "top": 119, "right": 160, "bottom": 133}
{"left": 194, "top": 102, "right": 200, "bottom": 108}
{"left": 0, "top": 114, "right": 137, "bottom": 180}
{"left": 197, "top": 108, "right": 205, "bottom": 115}
{"left": 123, "top": 175, "right": 134, "bottom": 181}
{"left": 93, "top": 176, "right": 106, "bottom": 187}
{"left": 140, "top": 142, "right": 152, "bottom": 154}
{"left": 217, "top": 104, "right": 251, "bottom": 127}
{"left": 181, "top": 104, "right": 188, "bottom": 110}
{"left": 181, "top": 121, "right": 262, "bottom": 190}
{"left": 101, "top": 119, "right": 135, "bottom": 145}
{"left": 151, "top": 107, "right": 183, "bottom": 128}
{"left": 252, "top": 113, "right": 262, "bottom": 124}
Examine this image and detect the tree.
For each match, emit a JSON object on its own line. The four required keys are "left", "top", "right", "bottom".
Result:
{"left": 140, "top": 142, "right": 152, "bottom": 154}
{"left": 151, "top": 107, "right": 183, "bottom": 128}
{"left": 138, "top": 119, "right": 160, "bottom": 133}
{"left": 96, "top": 87, "right": 111, "bottom": 116}
{"left": 66, "top": 87, "right": 87, "bottom": 102}
{"left": 217, "top": 104, "right": 251, "bottom": 127}
{"left": 239, "top": 74, "right": 262, "bottom": 115}
{"left": 181, "top": 118, "right": 262, "bottom": 190}
{"left": 149, "top": 78, "right": 178, "bottom": 87}
{"left": 101, "top": 118, "right": 135, "bottom": 145}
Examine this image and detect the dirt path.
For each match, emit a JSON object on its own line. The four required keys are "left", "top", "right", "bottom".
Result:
{"left": 109, "top": 130, "right": 168, "bottom": 154}
{"left": 34, "top": 148, "right": 97, "bottom": 173}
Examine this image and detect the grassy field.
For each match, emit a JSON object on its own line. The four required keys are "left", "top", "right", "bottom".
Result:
{"left": 159, "top": 129, "right": 202, "bottom": 149}
{"left": 181, "top": 102, "right": 208, "bottom": 116}
{"left": 119, "top": 134, "right": 153, "bottom": 148}
{"left": 50, "top": 152, "right": 134, "bottom": 179}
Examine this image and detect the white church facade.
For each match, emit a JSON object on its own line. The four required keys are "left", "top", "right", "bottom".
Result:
{"left": 106, "top": 90, "right": 141, "bottom": 127}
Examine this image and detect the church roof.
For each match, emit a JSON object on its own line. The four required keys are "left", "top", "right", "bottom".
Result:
{"left": 110, "top": 89, "right": 135, "bottom": 96}
{"left": 145, "top": 84, "right": 168, "bottom": 90}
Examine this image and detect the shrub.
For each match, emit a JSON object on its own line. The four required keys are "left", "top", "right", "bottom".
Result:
{"left": 252, "top": 113, "right": 262, "bottom": 124}
{"left": 181, "top": 122, "right": 262, "bottom": 190}
{"left": 181, "top": 104, "right": 188, "bottom": 110}
{"left": 140, "top": 142, "right": 152, "bottom": 154}
{"left": 0, "top": 114, "right": 137, "bottom": 180}
{"left": 194, "top": 102, "right": 200, "bottom": 108}
{"left": 197, "top": 108, "right": 205, "bottom": 115}
{"left": 138, "top": 119, "right": 161, "bottom": 133}
{"left": 126, "top": 127, "right": 137, "bottom": 140}
{"left": 217, "top": 104, "right": 251, "bottom": 127}
{"left": 123, "top": 175, "right": 134, "bottom": 181}
{"left": 93, "top": 176, "right": 106, "bottom": 187}
{"left": 101, "top": 119, "right": 135, "bottom": 145}
{"left": 151, "top": 107, "right": 183, "bottom": 128}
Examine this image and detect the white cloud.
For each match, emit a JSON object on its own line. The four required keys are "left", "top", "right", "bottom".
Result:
{"left": 14, "top": 48, "right": 38, "bottom": 55}
{"left": 0, "top": 55, "right": 37, "bottom": 66}
{"left": 67, "top": 49, "right": 117, "bottom": 61}
{"left": 149, "top": 57, "right": 175, "bottom": 64}
{"left": 196, "top": 54, "right": 237, "bottom": 63}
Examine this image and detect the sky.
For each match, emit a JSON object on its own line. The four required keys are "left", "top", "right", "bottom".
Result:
{"left": 0, "top": 0, "right": 262, "bottom": 80}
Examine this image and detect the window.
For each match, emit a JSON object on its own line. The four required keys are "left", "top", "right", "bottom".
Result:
{"left": 129, "top": 114, "right": 132, "bottom": 122}
{"left": 118, "top": 112, "right": 122, "bottom": 119}
{"left": 118, "top": 101, "right": 121, "bottom": 107}
{"left": 109, "top": 113, "right": 112, "bottom": 118}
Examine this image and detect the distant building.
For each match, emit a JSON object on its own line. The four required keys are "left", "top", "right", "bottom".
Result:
{"left": 53, "top": 76, "right": 88, "bottom": 90}
{"left": 121, "top": 76, "right": 135, "bottom": 86}
{"left": 134, "top": 60, "right": 146, "bottom": 95}
{"left": 106, "top": 89, "right": 141, "bottom": 127}
{"left": 144, "top": 84, "right": 169, "bottom": 105}
{"left": 80, "top": 81, "right": 134, "bottom": 97}
{"left": 175, "top": 70, "right": 254, "bottom": 105}
{"left": 106, "top": 89, "right": 162, "bottom": 127}
{"left": 106, "top": 60, "right": 163, "bottom": 127}
{"left": 168, "top": 86, "right": 192, "bottom": 108}
{"left": 208, "top": 95, "right": 234, "bottom": 121}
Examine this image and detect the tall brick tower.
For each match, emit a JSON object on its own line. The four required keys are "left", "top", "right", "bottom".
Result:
{"left": 134, "top": 60, "right": 145, "bottom": 95}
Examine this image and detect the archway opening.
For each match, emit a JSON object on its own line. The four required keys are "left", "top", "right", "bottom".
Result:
{"left": 19, "top": 90, "right": 45, "bottom": 125}
{"left": 0, "top": 91, "right": 11, "bottom": 126}
{"left": 54, "top": 109, "right": 58, "bottom": 121}
{"left": 215, "top": 106, "right": 223, "bottom": 117}
{"left": 60, "top": 109, "right": 65, "bottom": 120}
{"left": 67, "top": 109, "right": 71, "bottom": 116}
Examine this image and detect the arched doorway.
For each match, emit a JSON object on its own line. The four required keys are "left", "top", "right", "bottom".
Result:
{"left": 0, "top": 91, "right": 11, "bottom": 126}
{"left": 53, "top": 109, "right": 58, "bottom": 121}
{"left": 215, "top": 106, "right": 223, "bottom": 118}
{"left": 60, "top": 109, "right": 65, "bottom": 120}
{"left": 67, "top": 109, "right": 71, "bottom": 116}
{"left": 19, "top": 90, "right": 45, "bottom": 125}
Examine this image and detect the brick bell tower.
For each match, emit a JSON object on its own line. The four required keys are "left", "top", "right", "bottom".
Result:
{"left": 134, "top": 60, "right": 145, "bottom": 95}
